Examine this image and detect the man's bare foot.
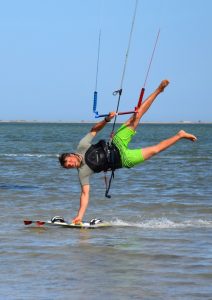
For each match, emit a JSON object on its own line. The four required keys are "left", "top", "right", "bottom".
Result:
{"left": 158, "top": 79, "right": 170, "bottom": 92}
{"left": 178, "top": 130, "right": 197, "bottom": 142}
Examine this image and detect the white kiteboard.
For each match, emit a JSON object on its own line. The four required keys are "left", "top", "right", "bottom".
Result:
{"left": 24, "top": 216, "right": 111, "bottom": 229}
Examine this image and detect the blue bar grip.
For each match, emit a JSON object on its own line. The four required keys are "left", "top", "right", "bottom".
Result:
{"left": 93, "top": 91, "right": 98, "bottom": 113}
{"left": 93, "top": 90, "right": 109, "bottom": 118}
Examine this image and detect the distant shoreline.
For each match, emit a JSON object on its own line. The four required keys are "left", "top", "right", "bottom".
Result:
{"left": 0, "top": 120, "right": 211, "bottom": 124}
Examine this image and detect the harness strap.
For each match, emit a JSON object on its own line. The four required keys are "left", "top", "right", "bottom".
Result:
{"left": 104, "top": 142, "right": 117, "bottom": 198}
{"left": 105, "top": 170, "right": 114, "bottom": 198}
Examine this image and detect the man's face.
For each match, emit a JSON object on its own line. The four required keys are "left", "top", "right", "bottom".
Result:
{"left": 64, "top": 155, "right": 79, "bottom": 169}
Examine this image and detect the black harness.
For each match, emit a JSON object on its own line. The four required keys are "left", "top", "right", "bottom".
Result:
{"left": 85, "top": 140, "right": 122, "bottom": 173}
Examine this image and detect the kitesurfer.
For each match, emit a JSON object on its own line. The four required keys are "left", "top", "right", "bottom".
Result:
{"left": 59, "top": 80, "right": 197, "bottom": 223}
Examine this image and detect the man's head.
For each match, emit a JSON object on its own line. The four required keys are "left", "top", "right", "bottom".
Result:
{"left": 58, "top": 153, "right": 81, "bottom": 169}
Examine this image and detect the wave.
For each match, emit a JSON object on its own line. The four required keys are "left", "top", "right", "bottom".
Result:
{"left": 0, "top": 184, "right": 38, "bottom": 190}
{"left": 111, "top": 217, "right": 212, "bottom": 229}
{"left": 0, "top": 153, "right": 59, "bottom": 158}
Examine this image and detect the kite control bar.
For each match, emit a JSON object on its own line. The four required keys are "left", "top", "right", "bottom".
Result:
{"left": 93, "top": 87, "right": 145, "bottom": 118}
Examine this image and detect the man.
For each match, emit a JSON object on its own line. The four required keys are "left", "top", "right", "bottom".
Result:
{"left": 59, "top": 80, "right": 197, "bottom": 224}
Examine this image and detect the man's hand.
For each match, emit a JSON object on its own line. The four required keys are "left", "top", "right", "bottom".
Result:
{"left": 107, "top": 111, "right": 116, "bottom": 121}
{"left": 72, "top": 216, "right": 82, "bottom": 225}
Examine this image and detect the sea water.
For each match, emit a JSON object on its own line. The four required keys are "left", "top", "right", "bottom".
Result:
{"left": 0, "top": 123, "right": 212, "bottom": 300}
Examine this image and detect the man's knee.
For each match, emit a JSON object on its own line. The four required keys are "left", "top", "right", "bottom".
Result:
{"left": 152, "top": 146, "right": 160, "bottom": 155}
{"left": 142, "top": 146, "right": 159, "bottom": 160}
{"left": 127, "top": 113, "right": 140, "bottom": 128}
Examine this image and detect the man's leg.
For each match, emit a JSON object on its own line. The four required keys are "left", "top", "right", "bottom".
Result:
{"left": 142, "top": 130, "right": 197, "bottom": 161}
{"left": 125, "top": 79, "right": 169, "bottom": 131}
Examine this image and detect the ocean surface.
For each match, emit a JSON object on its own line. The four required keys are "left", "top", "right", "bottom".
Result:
{"left": 0, "top": 122, "right": 212, "bottom": 300}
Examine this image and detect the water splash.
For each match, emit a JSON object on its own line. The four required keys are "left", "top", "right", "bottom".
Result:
{"left": 111, "top": 217, "right": 212, "bottom": 229}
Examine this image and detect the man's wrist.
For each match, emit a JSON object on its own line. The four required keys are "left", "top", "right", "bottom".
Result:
{"left": 104, "top": 116, "right": 110, "bottom": 122}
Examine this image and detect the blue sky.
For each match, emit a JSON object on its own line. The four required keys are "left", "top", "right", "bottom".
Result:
{"left": 0, "top": 0, "right": 211, "bottom": 122}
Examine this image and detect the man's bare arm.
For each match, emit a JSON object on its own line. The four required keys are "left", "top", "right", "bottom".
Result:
{"left": 90, "top": 112, "right": 115, "bottom": 137}
{"left": 72, "top": 184, "right": 90, "bottom": 223}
